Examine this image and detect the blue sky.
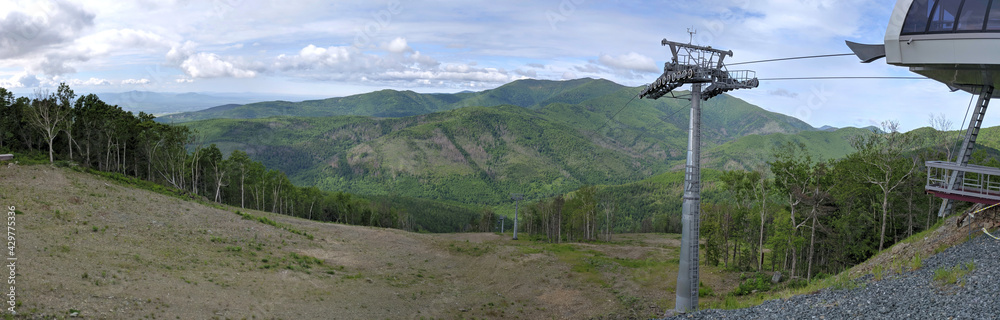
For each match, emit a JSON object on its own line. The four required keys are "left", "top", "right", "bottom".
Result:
{"left": 0, "top": 0, "right": 982, "bottom": 131}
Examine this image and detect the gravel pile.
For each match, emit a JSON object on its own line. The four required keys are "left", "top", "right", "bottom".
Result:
{"left": 666, "top": 233, "right": 1000, "bottom": 319}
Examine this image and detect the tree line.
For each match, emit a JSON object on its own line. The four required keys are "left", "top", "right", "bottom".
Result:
{"left": 701, "top": 120, "right": 980, "bottom": 279}
{"left": 0, "top": 84, "right": 481, "bottom": 233}
{"left": 520, "top": 120, "right": 981, "bottom": 281}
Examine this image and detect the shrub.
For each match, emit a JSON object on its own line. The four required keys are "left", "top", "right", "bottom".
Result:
{"left": 698, "top": 281, "right": 714, "bottom": 297}
{"left": 733, "top": 273, "right": 771, "bottom": 296}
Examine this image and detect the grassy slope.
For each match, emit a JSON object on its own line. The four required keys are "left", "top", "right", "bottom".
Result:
{"left": 1, "top": 164, "right": 743, "bottom": 319}
{"left": 710, "top": 211, "right": 991, "bottom": 310}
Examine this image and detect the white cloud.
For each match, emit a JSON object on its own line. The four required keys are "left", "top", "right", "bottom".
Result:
{"left": 740, "top": 0, "right": 871, "bottom": 39}
{"left": 0, "top": 1, "right": 95, "bottom": 59}
{"left": 121, "top": 78, "right": 150, "bottom": 85}
{"left": 175, "top": 78, "right": 193, "bottom": 83}
{"left": 81, "top": 28, "right": 171, "bottom": 55}
{"left": 597, "top": 52, "right": 658, "bottom": 73}
{"left": 277, "top": 44, "right": 357, "bottom": 70}
{"left": 515, "top": 69, "right": 537, "bottom": 77}
{"left": 33, "top": 28, "right": 173, "bottom": 75}
{"left": 574, "top": 64, "right": 606, "bottom": 74}
{"left": 768, "top": 88, "right": 798, "bottom": 98}
{"left": 180, "top": 52, "right": 256, "bottom": 78}
{"left": 166, "top": 41, "right": 197, "bottom": 64}
{"left": 0, "top": 72, "right": 40, "bottom": 88}
{"left": 69, "top": 77, "right": 112, "bottom": 86}
{"left": 380, "top": 66, "right": 512, "bottom": 83}
{"left": 384, "top": 37, "right": 412, "bottom": 54}
{"left": 271, "top": 43, "right": 512, "bottom": 86}
{"left": 37, "top": 75, "right": 111, "bottom": 87}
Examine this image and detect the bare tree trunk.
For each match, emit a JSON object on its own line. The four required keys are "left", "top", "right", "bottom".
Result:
{"left": 557, "top": 208, "right": 562, "bottom": 244}
{"left": 907, "top": 189, "right": 914, "bottom": 237}
{"left": 759, "top": 206, "right": 765, "bottom": 272}
{"left": 879, "top": 194, "right": 889, "bottom": 251}
{"left": 308, "top": 200, "right": 315, "bottom": 220}
{"left": 65, "top": 131, "right": 73, "bottom": 161}
{"left": 927, "top": 196, "right": 932, "bottom": 230}
{"left": 807, "top": 212, "right": 817, "bottom": 280}
{"left": 240, "top": 174, "right": 246, "bottom": 209}
{"left": 47, "top": 136, "right": 55, "bottom": 163}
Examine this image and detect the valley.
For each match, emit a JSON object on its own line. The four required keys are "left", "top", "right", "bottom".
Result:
{"left": 4, "top": 78, "right": 1000, "bottom": 319}
{"left": 3, "top": 158, "right": 994, "bottom": 319}
{"left": 0, "top": 164, "right": 744, "bottom": 319}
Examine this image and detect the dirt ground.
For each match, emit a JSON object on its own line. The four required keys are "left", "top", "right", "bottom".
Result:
{"left": 0, "top": 164, "right": 741, "bottom": 319}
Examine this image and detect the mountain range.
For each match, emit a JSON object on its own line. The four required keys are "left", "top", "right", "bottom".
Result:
{"left": 97, "top": 91, "right": 323, "bottom": 116}
{"left": 174, "top": 78, "right": 869, "bottom": 206}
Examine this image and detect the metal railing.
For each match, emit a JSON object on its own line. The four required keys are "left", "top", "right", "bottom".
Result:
{"left": 926, "top": 161, "right": 1000, "bottom": 202}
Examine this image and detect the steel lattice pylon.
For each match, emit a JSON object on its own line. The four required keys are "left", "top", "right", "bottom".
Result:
{"left": 639, "top": 38, "right": 758, "bottom": 314}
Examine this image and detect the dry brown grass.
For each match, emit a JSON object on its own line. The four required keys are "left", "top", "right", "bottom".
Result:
{"left": 850, "top": 206, "right": 999, "bottom": 279}
{"left": 0, "top": 164, "right": 741, "bottom": 319}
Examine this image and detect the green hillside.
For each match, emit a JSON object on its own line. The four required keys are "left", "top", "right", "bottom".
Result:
{"left": 698, "top": 127, "right": 871, "bottom": 171}
{"left": 181, "top": 79, "right": 821, "bottom": 207}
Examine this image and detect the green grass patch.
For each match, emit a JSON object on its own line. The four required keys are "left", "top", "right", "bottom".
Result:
{"left": 829, "top": 272, "right": 861, "bottom": 291}
{"left": 538, "top": 243, "right": 608, "bottom": 285}
{"left": 516, "top": 245, "right": 544, "bottom": 255}
{"left": 72, "top": 166, "right": 190, "bottom": 200}
{"left": 235, "top": 210, "right": 314, "bottom": 240}
{"left": 901, "top": 218, "right": 947, "bottom": 244}
{"left": 933, "top": 261, "right": 975, "bottom": 288}
{"left": 447, "top": 241, "right": 493, "bottom": 257}
{"left": 260, "top": 252, "right": 325, "bottom": 271}
{"left": 614, "top": 257, "right": 664, "bottom": 269}
{"left": 698, "top": 281, "right": 715, "bottom": 297}
{"left": 909, "top": 253, "right": 922, "bottom": 271}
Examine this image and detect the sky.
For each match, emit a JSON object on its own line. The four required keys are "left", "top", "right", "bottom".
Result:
{"left": 0, "top": 0, "right": 983, "bottom": 132}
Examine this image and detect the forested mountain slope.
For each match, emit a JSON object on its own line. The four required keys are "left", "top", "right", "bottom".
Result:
{"left": 158, "top": 78, "right": 814, "bottom": 138}
{"left": 182, "top": 79, "right": 818, "bottom": 205}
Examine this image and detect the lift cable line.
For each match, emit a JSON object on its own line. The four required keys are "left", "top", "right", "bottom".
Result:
{"left": 758, "top": 76, "right": 928, "bottom": 81}
{"left": 594, "top": 92, "right": 640, "bottom": 134}
{"left": 596, "top": 96, "right": 691, "bottom": 138}
{"left": 639, "top": 38, "right": 758, "bottom": 315}
{"left": 726, "top": 53, "right": 855, "bottom": 66}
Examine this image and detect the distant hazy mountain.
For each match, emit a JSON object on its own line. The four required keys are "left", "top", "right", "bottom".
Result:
{"left": 156, "top": 78, "right": 629, "bottom": 123}
{"left": 96, "top": 91, "right": 323, "bottom": 116}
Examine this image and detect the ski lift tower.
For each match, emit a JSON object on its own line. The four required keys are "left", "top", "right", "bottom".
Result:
{"left": 511, "top": 193, "right": 524, "bottom": 240}
{"left": 639, "top": 37, "right": 758, "bottom": 314}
